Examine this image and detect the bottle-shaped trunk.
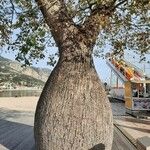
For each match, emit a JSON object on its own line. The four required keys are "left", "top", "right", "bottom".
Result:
{"left": 34, "top": 46, "right": 113, "bottom": 150}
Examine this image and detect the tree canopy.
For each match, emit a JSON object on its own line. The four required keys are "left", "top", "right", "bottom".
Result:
{"left": 0, "top": 0, "right": 150, "bottom": 65}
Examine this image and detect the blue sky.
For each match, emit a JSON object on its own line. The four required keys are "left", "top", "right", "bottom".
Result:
{"left": 1, "top": 47, "right": 150, "bottom": 83}
{"left": 0, "top": 48, "right": 111, "bottom": 82}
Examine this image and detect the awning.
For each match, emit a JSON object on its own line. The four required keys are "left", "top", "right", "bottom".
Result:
{"left": 131, "top": 80, "right": 150, "bottom": 83}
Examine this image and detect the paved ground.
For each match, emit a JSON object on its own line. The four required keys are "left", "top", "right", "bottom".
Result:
{"left": 114, "top": 116, "right": 150, "bottom": 146}
{"left": 0, "top": 117, "right": 136, "bottom": 150}
{"left": 0, "top": 97, "right": 136, "bottom": 150}
{"left": 110, "top": 98, "right": 127, "bottom": 116}
{"left": 112, "top": 126, "right": 136, "bottom": 150}
{"left": 111, "top": 99, "right": 150, "bottom": 147}
{"left": 0, "top": 119, "right": 35, "bottom": 150}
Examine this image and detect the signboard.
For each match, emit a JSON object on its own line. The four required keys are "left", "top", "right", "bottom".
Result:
{"left": 133, "top": 98, "right": 150, "bottom": 110}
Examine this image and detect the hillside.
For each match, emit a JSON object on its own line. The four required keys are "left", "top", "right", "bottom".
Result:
{"left": 0, "top": 56, "right": 51, "bottom": 90}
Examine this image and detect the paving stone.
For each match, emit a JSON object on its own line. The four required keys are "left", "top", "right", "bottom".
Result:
{"left": 137, "top": 136, "right": 150, "bottom": 150}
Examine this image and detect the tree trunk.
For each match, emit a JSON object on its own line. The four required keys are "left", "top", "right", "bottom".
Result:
{"left": 34, "top": 43, "right": 113, "bottom": 149}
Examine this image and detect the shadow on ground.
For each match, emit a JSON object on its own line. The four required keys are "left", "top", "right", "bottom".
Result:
{"left": 0, "top": 108, "right": 34, "bottom": 126}
{"left": 0, "top": 119, "right": 35, "bottom": 150}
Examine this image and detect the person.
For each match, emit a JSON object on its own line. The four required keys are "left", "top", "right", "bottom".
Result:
{"left": 139, "top": 85, "right": 144, "bottom": 97}
{"left": 133, "top": 89, "right": 138, "bottom": 97}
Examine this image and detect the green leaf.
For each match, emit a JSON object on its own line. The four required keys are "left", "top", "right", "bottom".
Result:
{"left": 39, "top": 30, "right": 46, "bottom": 37}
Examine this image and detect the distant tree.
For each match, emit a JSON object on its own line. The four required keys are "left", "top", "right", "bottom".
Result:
{"left": 0, "top": 0, "right": 149, "bottom": 149}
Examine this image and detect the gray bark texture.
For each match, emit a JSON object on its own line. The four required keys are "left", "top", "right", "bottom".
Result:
{"left": 34, "top": 0, "right": 113, "bottom": 149}
{"left": 34, "top": 57, "right": 113, "bottom": 150}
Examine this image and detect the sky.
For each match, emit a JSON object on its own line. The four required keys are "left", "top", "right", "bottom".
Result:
{"left": 1, "top": 47, "right": 150, "bottom": 84}
{"left": 0, "top": 47, "right": 111, "bottom": 82}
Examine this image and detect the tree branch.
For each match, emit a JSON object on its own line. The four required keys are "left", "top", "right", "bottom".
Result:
{"left": 78, "top": 0, "right": 128, "bottom": 48}
{"left": 10, "top": 0, "right": 15, "bottom": 26}
{"left": 79, "top": 2, "right": 115, "bottom": 48}
{"left": 35, "top": 0, "right": 77, "bottom": 47}
{"left": 112, "top": 0, "right": 128, "bottom": 11}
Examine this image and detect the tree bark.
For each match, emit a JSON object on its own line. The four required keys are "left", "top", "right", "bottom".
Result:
{"left": 34, "top": 42, "right": 113, "bottom": 150}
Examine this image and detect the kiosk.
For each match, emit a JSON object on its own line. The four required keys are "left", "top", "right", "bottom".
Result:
{"left": 106, "top": 56, "right": 150, "bottom": 113}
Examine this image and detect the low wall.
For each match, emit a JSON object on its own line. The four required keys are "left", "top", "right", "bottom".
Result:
{"left": 0, "top": 89, "right": 42, "bottom": 97}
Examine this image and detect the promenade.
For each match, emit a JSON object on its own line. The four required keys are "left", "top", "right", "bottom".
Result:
{"left": 0, "top": 97, "right": 147, "bottom": 150}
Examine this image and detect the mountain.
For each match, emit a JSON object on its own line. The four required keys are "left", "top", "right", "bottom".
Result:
{"left": 0, "top": 56, "right": 51, "bottom": 90}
